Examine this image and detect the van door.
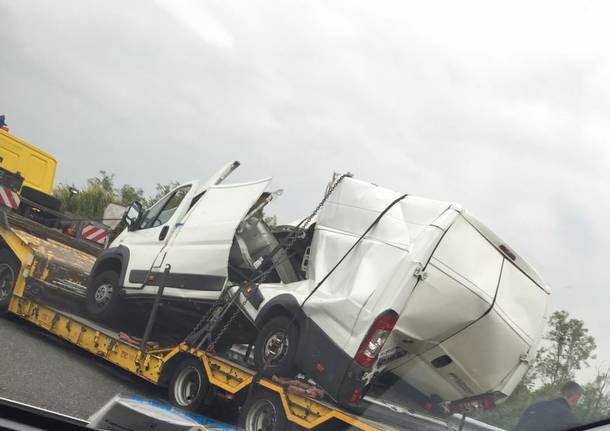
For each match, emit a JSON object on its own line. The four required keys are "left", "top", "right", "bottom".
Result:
{"left": 398, "top": 215, "right": 504, "bottom": 344}
{"left": 159, "top": 178, "right": 271, "bottom": 300}
{"left": 120, "top": 182, "right": 198, "bottom": 288}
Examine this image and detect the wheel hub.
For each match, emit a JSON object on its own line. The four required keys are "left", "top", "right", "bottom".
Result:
{"left": 174, "top": 366, "right": 202, "bottom": 407}
{"left": 264, "top": 331, "right": 288, "bottom": 363}
{"left": 246, "top": 399, "right": 277, "bottom": 431}
{"left": 94, "top": 283, "right": 113, "bottom": 305}
{"left": 0, "top": 263, "right": 15, "bottom": 301}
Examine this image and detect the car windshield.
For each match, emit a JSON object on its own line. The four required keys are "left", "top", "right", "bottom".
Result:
{"left": 1, "top": 2, "right": 608, "bottom": 431}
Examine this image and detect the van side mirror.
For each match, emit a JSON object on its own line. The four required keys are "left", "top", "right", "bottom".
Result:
{"left": 124, "top": 201, "right": 143, "bottom": 231}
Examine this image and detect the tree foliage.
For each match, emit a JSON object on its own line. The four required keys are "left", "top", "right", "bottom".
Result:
{"left": 54, "top": 171, "right": 117, "bottom": 219}
{"left": 537, "top": 310, "right": 597, "bottom": 387}
{"left": 54, "top": 172, "right": 174, "bottom": 221}
{"left": 145, "top": 181, "right": 180, "bottom": 207}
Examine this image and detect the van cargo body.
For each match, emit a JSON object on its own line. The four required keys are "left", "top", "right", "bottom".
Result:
{"left": 249, "top": 178, "right": 549, "bottom": 404}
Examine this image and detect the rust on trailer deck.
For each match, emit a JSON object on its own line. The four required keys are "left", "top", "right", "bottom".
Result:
{"left": 0, "top": 216, "right": 96, "bottom": 296}
{"left": 16, "top": 228, "right": 94, "bottom": 287}
{"left": 7, "top": 211, "right": 102, "bottom": 256}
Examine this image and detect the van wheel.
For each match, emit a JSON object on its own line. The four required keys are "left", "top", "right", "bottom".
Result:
{"left": 168, "top": 357, "right": 210, "bottom": 411}
{"left": 254, "top": 316, "right": 298, "bottom": 377}
{"left": 86, "top": 270, "right": 122, "bottom": 321}
{"left": 0, "top": 249, "right": 20, "bottom": 313}
{"left": 239, "top": 390, "right": 290, "bottom": 431}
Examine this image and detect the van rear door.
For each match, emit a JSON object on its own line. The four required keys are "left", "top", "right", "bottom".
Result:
{"left": 398, "top": 215, "right": 504, "bottom": 344}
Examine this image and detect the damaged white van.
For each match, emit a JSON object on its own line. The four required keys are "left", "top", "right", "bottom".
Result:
{"left": 235, "top": 175, "right": 549, "bottom": 408}
{"left": 87, "top": 164, "right": 549, "bottom": 409}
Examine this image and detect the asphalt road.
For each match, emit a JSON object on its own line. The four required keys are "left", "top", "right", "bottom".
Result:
{"left": 0, "top": 313, "right": 164, "bottom": 420}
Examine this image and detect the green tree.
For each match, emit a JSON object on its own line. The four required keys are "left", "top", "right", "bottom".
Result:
{"left": 537, "top": 310, "right": 597, "bottom": 387}
{"left": 145, "top": 181, "right": 180, "bottom": 207}
{"left": 117, "top": 184, "right": 144, "bottom": 206}
{"left": 54, "top": 173, "right": 178, "bottom": 222}
{"left": 54, "top": 171, "right": 116, "bottom": 219}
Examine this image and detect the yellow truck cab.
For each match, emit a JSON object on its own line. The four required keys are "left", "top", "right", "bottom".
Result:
{"left": 0, "top": 128, "right": 57, "bottom": 195}
{"left": 0, "top": 118, "right": 62, "bottom": 227}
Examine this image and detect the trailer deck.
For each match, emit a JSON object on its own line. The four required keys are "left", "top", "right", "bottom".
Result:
{"left": 8, "top": 294, "right": 398, "bottom": 430}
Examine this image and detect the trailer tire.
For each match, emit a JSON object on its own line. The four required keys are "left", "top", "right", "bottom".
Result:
{"left": 86, "top": 270, "right": 123, "bottom": 322}
{"left": 168, "top": 357, "right": 210, "bottom": 412}
{"left": 0, "top": 249, "right": 20, "bottom": 313}
{"left": 239, "top": 390, "right": 290, "bottom": 431}
{"left": 254, "top": 316, "right": 298, "bottom": 378}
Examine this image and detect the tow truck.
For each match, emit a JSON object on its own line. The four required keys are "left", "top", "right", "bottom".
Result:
{"left": 0, "top": 122, "right": 520, "bottom": 431}
{"left": 0, "top": 184, "right": 508, "bottom": 430}
{"left": 0, "top": 194, "right": 491, "bottom": 431}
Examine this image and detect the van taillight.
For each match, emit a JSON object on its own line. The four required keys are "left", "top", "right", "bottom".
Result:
{"left": 355, "top": 311, "right": 399, "bottom": 368}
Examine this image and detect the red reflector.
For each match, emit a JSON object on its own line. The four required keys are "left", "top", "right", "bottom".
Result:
{"left": 351, "top": 388, "right": 363, "bottom": 402}
{"left": 481, "top": 398, "right": 496, "bottom": 410}
{"left": 423, "top": 402, "right": 433, "bottom": 411}
{"left": 355, "top": 311, "right": 399, "bottom": 368}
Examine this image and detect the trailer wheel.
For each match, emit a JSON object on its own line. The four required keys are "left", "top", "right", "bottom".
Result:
{"left": 86, "top": 270, "right": 122, "bottom": 321}
{"left": 0, "top": 249, "right": 19, "bottom": 313}
{"left": 254, "top": 316, "right": 298, "bottom": 377}
{"left": 239, "top": 390, "right": 290, "bottom": 431}
{"left": 168, "top": 357, "right": 210, "bottom": 411}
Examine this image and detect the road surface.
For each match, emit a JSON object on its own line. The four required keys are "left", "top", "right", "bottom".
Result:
{"left": 0, "top": 313, "right": 163, "bottom": 420}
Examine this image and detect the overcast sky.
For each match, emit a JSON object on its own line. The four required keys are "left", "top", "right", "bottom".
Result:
{"left": 2, "top": 1, "right": 610, "bottom": 378}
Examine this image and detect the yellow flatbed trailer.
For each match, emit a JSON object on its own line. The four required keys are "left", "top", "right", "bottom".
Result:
{"left": 0, "top": 218, "right": 398, "bottom": 431}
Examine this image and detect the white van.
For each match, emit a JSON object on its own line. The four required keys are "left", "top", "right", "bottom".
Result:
{"left": 238, "top": 177, "right": 549, "bottom": 407}
{"left": 86, "top": 165, "right": 549, "bottom": 408}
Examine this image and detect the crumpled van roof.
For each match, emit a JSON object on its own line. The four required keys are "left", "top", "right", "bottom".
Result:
{"left": 320, "top": 176, "right": 549, "bottom": 293}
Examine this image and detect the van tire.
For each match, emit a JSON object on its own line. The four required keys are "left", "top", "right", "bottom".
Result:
{"left": 254, "top": 316, "right": 298, "bottom": 378}
{"left": 86, "top": 270, "right": 123, "bottom": 322}
{"left": 0, "top": 249, "right": 20, "bottom": 314}
{"left": 239, "top": 390, "right": 289, "bottom": 431}
{"left": 168, "top": 357, "right": 210, "bottom": 411}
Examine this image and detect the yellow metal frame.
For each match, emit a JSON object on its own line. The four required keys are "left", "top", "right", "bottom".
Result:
{"left": 9, "top": 296, "right": 165, "bottom": 383}
{"left": 258, "top": 380, "right": 382, "bottom": 431}
{"left": 2, "top": 227, "right": 384, "bottom": 431}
